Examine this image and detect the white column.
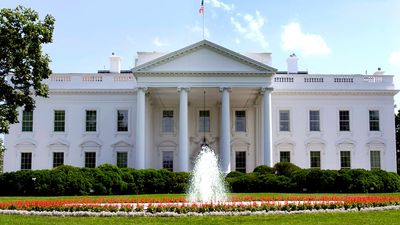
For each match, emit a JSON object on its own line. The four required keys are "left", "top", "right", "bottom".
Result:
{"left": 220, "top": 87, "right": 231, "bottom": 174}
{"left": 178, "top": 87, "right": 189, "bottom": 172}
{"left": 261, "top": 87, "right": 273, "bottom": 167}
{"left": 135, "top": 87, "right": 147, "bottom": 169}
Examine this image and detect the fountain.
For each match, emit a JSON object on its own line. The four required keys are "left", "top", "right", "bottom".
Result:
{"left": 187, "top": 90, "right": 228, "bottom": 203}
{"left": 187, "top": 144, "right": 228, "bottom": 203}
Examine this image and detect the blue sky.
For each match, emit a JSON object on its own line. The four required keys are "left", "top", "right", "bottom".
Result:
{"left": 0, "top": 0, "right": 399, "bottom": 141}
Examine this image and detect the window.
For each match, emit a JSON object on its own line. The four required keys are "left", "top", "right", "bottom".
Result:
{"left": 370, "top": 151, "right": 381, "bottom": 170}
{"left": 279, "top": 110, "right": 290, "bottom": 132}
{"left": 340, "top": 151, "right": 351, "bottom": 169}
{"left": 22, "top": 111, "right": 33, "bottom": 132}
{"left": 309, "top": 110, "right": 320, "bottom": 132}
{"left": 369, "top": 110, "right": 380, "bottom": 131}
{"left": 235, "top": 111, "right": 246, "bottom": 132}
{"left": 85, "top": 152, "right": 96, "bottom": 168}
{"left": 162, "top": 110, "right": 174, "bottom": 133}
{"left": 54, "top": 110, "right": 65, "bottom": 132}
{"left": 21, "top": 152, "right": 32, "bottom": 170}
{"left": 280, "top": 151, "right": 291, "bottom": 163}
{"left": 117, "top": 152, "right": 128, "bottom": 168}
{"left": 85, "top": 110, "right": 97, "bottom": 132}
{"left": 235, "top": 151, "right": 246, "bottom": 173}
{"left": 162, "top": 151, "right": 173, "bottom": 171}
{"left": 310, "top": 151, "right": 321, "bottom": 168}
{"left": 53, "top": 152, "right": 64, "bottom": 168}
{"left": 117, "top": 110, "right": 128, "bottom": 132}
{"left": 339, "top": 110, "right": 350, "bottom": 131}
{"left": 199, "top": 110, "right": 210, "bottom": 132}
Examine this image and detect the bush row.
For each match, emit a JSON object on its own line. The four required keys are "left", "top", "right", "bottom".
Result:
{"left": 0, "top": 164, "right": 190, "bottom": 196}
{"left": 1, "top": 162, "right": 400, "bottom": 195}
{"left": 226, "top": 162, "right": 400, "bottom": 193}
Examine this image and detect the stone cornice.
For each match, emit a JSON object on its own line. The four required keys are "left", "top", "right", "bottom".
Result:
{"left": 134, "top": 71, "right": 273, "bottom": 78}
{"left": 49, "top": 89, "right": 136, "bottom": 94}
{"left": 272, "top": 90, "right": 399, "bottom": 96}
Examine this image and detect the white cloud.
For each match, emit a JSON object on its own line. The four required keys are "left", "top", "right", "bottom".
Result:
{"left": 187, "top": 24, "right": 210, "bottom": 39}
{"left": 389, "top": 51, "right": 400, "bottom": 66}
{"left": 281, "top": 22, "right": 331, "bottom": 56}
{"left": 230, "top": 11, "right": 268, "bottom": 49}
{"left": 205, "top": 0, "right": 234, "bottom": 12}
{"left": 152, "top": 37, "right": 168, "bottom": 47}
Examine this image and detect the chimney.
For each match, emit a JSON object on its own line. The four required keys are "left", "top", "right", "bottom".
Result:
{"left": 286, "top": 53, "right": 298, "bottom": 74}
{"left": 373, "top": 67, "right": 384, "bottom": 76}
{"left": 109, "top": 52, "right": 121, "bottom": 73}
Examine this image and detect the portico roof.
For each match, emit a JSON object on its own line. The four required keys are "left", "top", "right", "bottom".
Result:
{"left": 132, "top": 40, "right": 277, "bottom": 74}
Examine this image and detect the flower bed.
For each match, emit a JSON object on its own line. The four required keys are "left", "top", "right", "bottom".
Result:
{"left": 1, "top": 195, "right": 400, "bottom": 216}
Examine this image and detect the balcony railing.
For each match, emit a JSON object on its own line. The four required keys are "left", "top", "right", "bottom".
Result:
{"left": 46, "top": 73, "right": 136, "bottom": 90}
{"left": 273, "top": 74, "right": 394, "bottom": 91}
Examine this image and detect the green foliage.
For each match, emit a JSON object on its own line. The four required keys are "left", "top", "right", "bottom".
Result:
{"left": 274, "top": 162, "right": 301, "bottom": 177}
{"left": 0, "top": 165, "right": 190, "bottom": 196}
{"left": 0, "top": 139, "right": 4, "bottom": 173}
{"left": 226, "top": 162, "right": 400, "bottom": 193}
{"left": 0, "top": 6, "right": 55, "bottom": 133}
{"left": 253, "top": 165, "right": 275, "bottom": 174}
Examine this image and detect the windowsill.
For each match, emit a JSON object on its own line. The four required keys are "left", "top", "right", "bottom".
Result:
{"left": 368, "top": 131, "right": 383, "bottom": 137}
{"left": 278, "top": 131, "right": 292, "bottom": 137}
{"left": 307, "top": 131, "right": 323, "bottom": 137}
{"left": 82, "top": 132, "right": 99, "bottom": 137}
{"left": 337, "top": 131, "right": 352, "bottom": 137}
{"left": 160, "top": 132, "right": 177, "bottom": 137}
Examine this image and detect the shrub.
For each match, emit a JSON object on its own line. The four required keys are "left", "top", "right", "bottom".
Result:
{"left": 274, "top": 162, "right": 301, "bottom": 177}
{"left": 253, "top": 165, "right": 275, "bottom": 174}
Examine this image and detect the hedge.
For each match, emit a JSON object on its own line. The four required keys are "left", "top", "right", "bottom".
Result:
{"left": 0, "top": 162, "right": 399, "bottom": 195}
{"left": 0, "top": 164, "right": 190, "bottom": 196}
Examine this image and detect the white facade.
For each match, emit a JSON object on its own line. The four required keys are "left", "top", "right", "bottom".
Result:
{"left": 3, "top": 40, "right": 398, "bottom": 172}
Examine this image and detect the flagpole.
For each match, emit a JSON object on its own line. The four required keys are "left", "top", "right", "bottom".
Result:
{"left": 202, "top": 9, "right": 205, "bottom": 40}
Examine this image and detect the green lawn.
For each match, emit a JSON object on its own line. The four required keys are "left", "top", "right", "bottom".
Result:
{"left": 1, "top": 210, "right": 400, "bottom": 225}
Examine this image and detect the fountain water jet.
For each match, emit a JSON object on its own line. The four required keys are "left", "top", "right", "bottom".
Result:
{"left": 187, "top": 144, "right": 228, "bottom": 203}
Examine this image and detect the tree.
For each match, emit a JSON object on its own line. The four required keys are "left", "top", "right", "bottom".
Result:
{"left": 396, "top": 109, "right": 400, "bottom": 174}
{"left": 0, "top": 6, "right": 54, "bottom": 133}
{"left": 0, "top": 139, "right": 4, "bottom": 173}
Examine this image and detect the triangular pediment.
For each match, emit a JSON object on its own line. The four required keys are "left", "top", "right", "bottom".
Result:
{"left": 133, "top": 40, "right": 277, "bottom": 73}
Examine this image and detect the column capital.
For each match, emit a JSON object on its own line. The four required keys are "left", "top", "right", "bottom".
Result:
{"left": 177, "top": 87, "right": 190, "bottom": 92}
{"left": 259, "top": 87, "right": 273, "bottom": 94}
{"left": 219, "top": 87, "right": 232, "bottom": 92}
{"left": 137, "top": 87, "right": 148, "bottom": 92}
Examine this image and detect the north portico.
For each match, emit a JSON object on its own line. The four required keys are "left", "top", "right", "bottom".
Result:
{"left": 133, "top": 40, "right": 276, "bottom": 173}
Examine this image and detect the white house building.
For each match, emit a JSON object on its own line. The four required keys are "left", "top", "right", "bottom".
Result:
{"left": 3, "top": 40, "right": 398, "bottom": 173}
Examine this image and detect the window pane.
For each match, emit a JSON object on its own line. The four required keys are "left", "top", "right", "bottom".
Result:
{"left": 310, "top": 151, "right": 321, "bottom": 168}
{"left": 22, "top": 111, "right": 33, "bottom": 132}
{"left": 340, "top": 151, "right": 351, "bottom": 169}
{"left": 54, "top": 110, "right": 65, "bottom": 132}
{"left": 53, "top": 152, "right": 64, "bottom": 168}
{"left": 235, "top": 151, "right": 246, "bottom": 173}
{"left": 21, "top": 152, "right": 32, "bottom": 170}
{"left": 339, "top": 110, "right": 350, "bottom": 131}
{"left": 117, "top": 110, "right": 128, "bottom": 132}
{"left": 85, "top": 152, "right": 96, "bottom": 168}
{"left": 117, "top": 152, "right": 128, "bottom": 168}
{"left": 279, "top": 110, "right": 290, "bottom": 132}
{"left": 370, "top": 151, "right": 381, "bottom": 169}
{"left": 162, "top": 151, "right": 174, "bottom": 171}
{"left": 309, "top": 110, "right": 320, "bottom": 131}
{"left": 369, "top": 110, "right": 380, "bottom": 131}
{"left": 199, "top": 110, "right": 210, "bottom": 132}
{"left": 235, "top": 111, "right": 246, "bottom": 132}
{"left": 86, "top": 110, "right": 97, "bottom": 132}
{"left": 162, "top": 110, "right": 174, "bottom": 133}
{"left": 280, "top": 151, "right": 291, "bottom": 163}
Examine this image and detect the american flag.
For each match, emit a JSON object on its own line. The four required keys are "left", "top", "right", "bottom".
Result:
{"left": 199, "top": 0, "right": 204, "bottom": 15}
